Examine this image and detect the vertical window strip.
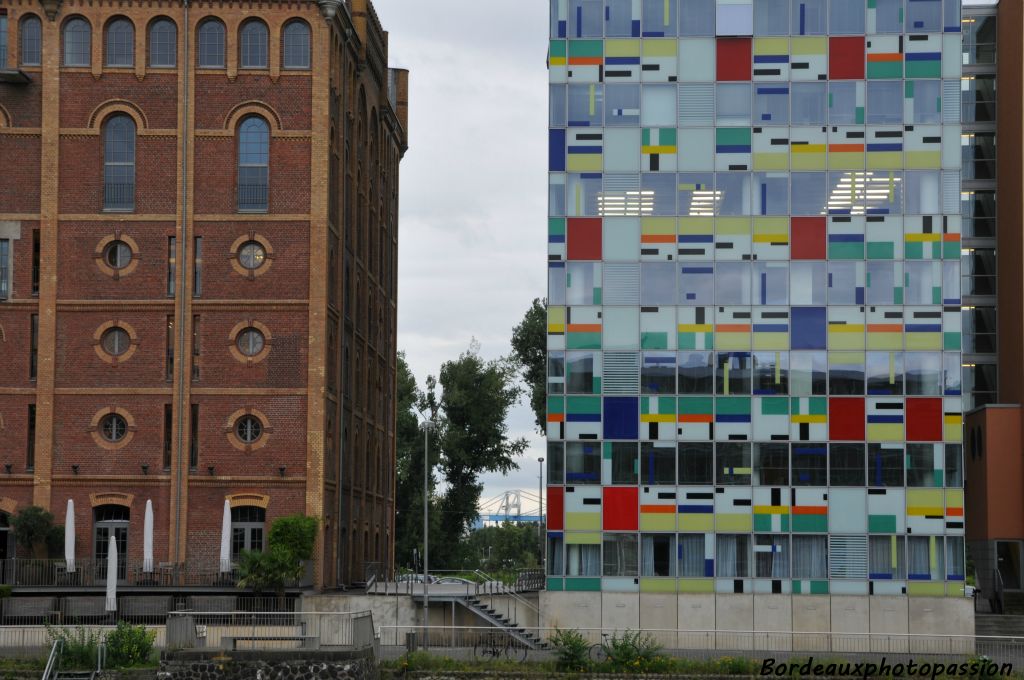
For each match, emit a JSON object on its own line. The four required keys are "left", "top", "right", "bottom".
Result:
{"left": 167, "top": 236, "right": 176, "bottom": 297}
{"left": 189, "top": 403, "right": 199, "bottom": 469}
{"left": 0, "top": 239, "right": 9, "bottom": 299}
{"left": 165, "top": 314, "right": 174, "bottom": 381}
{"left": 29, "top": 313, "right": 38, "bottom": 379}
{"left": 162, "top": 404, "right": 173, "bottom": 470}
{"left": 193, "top": 236, "right": 202, "bottom": 297}
{"left": 31, "top": 229, "right": 39, "bottom": 296}
{"left": 26, "top": 404, "right": 36, "bottom": 470}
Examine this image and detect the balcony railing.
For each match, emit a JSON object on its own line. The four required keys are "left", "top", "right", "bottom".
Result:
{"left": 237, "top": 183, "right": 268, "bottom": 212}
{"left": 0, "top": 558, "right": 311, "bottom": 589}
{"left": 103, "top": 182, "right": 135, "bottom": 211}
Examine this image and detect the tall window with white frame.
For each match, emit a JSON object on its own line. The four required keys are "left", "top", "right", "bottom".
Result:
{"left": 105, "top": 18, "right": 134, "bottom": 67}
{"left": 237, "top": 116, "right": 269, "bottom": 212}
{"left": 20, "top": 15, "right": 42, "bottom": 66}
{"left": 197, "top": 19, "right": 225, "bottom": 68}
{"left": 148, "top": 18, "right": 176, "bottom": 67}
{"left": 282, "top": 20, "right": 310, "bottom": 69}
{"left": 239, "top": 20, "right": 268, "bottom": 69}
{"left": 0, "top": 14, "right": 8, "bottom": 69}
{"left": 103, "top": 115, "right": 136, "bottom": 211}
{"left": 62, "top": 17, "right": 90, "bottom": 66}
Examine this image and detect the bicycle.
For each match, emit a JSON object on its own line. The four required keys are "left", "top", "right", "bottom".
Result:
{"left": 473, "top": 630, "right": 528, "bottom": 662}
{"left": 589, "top": 631, "right": 639, "bottom": 664}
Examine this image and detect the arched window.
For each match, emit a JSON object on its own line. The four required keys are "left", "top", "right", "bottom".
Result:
{"left": 105, "top": 18, "right": 134, "bottom": 67}
{"left": 237, "top": 116, "right": 269, "bottom": 212}
{"left": 281, "top": 20, "right": 310, "bottom": 69}
{"left": 20, "top": 15, "right": 42, "bottom": 66}
{"left": 197, "top": 19, "right": 225, "bottom": 68}
{"left": 93, "top": 505, "right": 129, "bottom": 580}
{"left": 63, "top": 18, "right": 91, "bottom": 67}
{"left": 103, "top": 115, "right": 136, "bottom": 211}
{"left": 239, "top": 20, "right": 268, "bottom": 69}
{"left": 231, "top": 506, "right": 266, "bottom": 557}
{"left": 148, "top": 19, "right": 177, "bottom": 67}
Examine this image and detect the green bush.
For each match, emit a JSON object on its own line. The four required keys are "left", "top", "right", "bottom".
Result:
{"left": 596, "top": 630, "right": 664, "bottom": 673}
{"left": 104, "top": 621, "right": 156, "bottom": 668}
{"left": 46, "top": 625, "right": 101, "bottom": 670}
{"left": 12, "top": 506, "right": 63, "bottom": 559}
{"left": 548, "top": 627, "right": 590, "bottom": 672}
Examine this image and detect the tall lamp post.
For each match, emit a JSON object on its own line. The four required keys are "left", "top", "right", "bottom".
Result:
{"left": 538, "top": 457, "right": 544, "bottom": 572}
{"left": 418, "top": 415, "right": 435, "bottom": 650}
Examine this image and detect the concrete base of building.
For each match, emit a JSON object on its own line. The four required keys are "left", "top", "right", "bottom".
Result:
{"left": 540, "top": 592, "right": 976, "bottom": 651}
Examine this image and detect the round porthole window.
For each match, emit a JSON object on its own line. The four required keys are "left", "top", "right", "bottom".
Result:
{"left": 238, "top": 241, "right": 267, "bottom": 270}
{"left": 100, "top": 413, "right": 128, "bottom": 442}
{"left": 236, "top": 327, "right": 265, "bottom": 357}
{"left": 235, "top": 415, "right": 263, "bottom": 444}
{"left": 104, "top": 240, "right": 132, "bottom": 270}
{"left": 100, "top": 327, "right": 131, "bottom": 356}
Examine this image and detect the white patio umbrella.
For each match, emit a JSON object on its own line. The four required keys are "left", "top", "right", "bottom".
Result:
{"left": 104, "top": 534, "right": 117, "bottom": 612}
{"left": 143, "top": 499, "right": 154, "bottom": 573}
{"left": 64, "top": 499, "right": 76, "bottom": 573}
{"left": 219, "top": 499, "right": 232, "bottom": 572}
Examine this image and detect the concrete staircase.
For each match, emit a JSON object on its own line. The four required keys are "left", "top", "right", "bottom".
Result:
{"left": 976, "top": 614, "right": 1024, "bottom": 638}
{"left": 457, "top": 596, "right": 546, "bottom": 650}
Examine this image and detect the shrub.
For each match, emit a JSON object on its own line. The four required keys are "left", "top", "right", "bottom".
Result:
{"left": 12, "top": 506, "right": 63, "bottom": 559}
{"left": 548, "top": 628, "right": 590, "bottom": 672}
{"left": 46, "top": 625, "right": 101, "bottom": 670}
{"left": 105, "top": 621, "right": 156, "bottom": 668}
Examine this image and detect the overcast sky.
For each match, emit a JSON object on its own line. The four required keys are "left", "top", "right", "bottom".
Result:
{"left": 373, "top": 1, "right": 550, "bottom": 513}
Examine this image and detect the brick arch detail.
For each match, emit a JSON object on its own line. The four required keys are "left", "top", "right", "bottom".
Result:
{"left": 226, "top": 492, "right": 270, "bottom": 509}
{"left": 0, "top": 497, "right": 18, "bottom": 515}
{"left": 89, "top": 492, "right": 135, "bottom": 509}
{"left": 88, "top": 100, "right": 148, "bottom": 130}
{"left": 224, "top": 101, "right": 283, "bottom": 132}
{"left": 0, "top": 104, "right": 11, "bottom": 127}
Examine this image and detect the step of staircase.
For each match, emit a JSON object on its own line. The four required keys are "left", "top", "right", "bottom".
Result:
{"left": 976, "top": 615, "right": 1024, "bottom": 638}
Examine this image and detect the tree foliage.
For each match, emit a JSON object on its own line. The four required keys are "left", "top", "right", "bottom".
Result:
{"left": 510, "top": 298, "right": 548, "bottom": 433}
{"left": 11, "top": 505, "right": 64, "bottom": 559}
{"left": 431, "top": 342, "right": 529, "bottom": 567}
{"left": 395, "top": 343, "right": 529, "bottom": 570}
{"left": 464, "top": 522, "right": 542, "bottom": 573}
{"left": 394, "top": 353, "right": 442, "bottom": 571}
{"left": 236, "top": 514, "right": 317, "bottom": 598}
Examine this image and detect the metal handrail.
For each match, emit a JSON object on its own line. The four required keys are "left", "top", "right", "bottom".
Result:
{"left": 473, "top": 570, "right": 539, "bottom": 615}
{"left": 41, "top": 638, "right": 62, "bottom": 680}
{"left": 994, "top": 568, "right": 1005, "bottom": 614}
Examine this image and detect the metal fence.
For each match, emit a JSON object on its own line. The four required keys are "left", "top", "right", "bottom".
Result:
{"left": 166, "top": 610, "right": 375, "bottom": 652}
{"left": 0, "top": 594, "right": 298, "bottom": 627}
{"left": 0, "top": 558, "right": 313, "bottom": 589}
{"left": 376, "top": 625, "right": 1024, "bottom": 663}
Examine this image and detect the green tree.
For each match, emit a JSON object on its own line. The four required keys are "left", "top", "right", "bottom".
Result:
{"left": 236, "top": 514, "right": 317, "bottom": 603}
{"left": 510, "top": 298, "right": 547, "bottom": 433}
{"left": 430, "top": 341, "right": 529, "bottom": 567}
{"left": 465, "top": 522, "right": 542, "bottom": 572}
{"left": 11, "top": 505, "right": 64, "bottom": 559}
{"left": 394, "top": 353, "right": 442, "bottom": 571}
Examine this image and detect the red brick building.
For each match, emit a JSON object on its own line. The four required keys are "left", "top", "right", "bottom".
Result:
{"left": 0, "top": 0, "right": 407, "bottom": 590}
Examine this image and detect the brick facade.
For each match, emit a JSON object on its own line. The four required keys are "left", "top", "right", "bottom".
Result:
{"left": 0, "top": 0, "right": 407, "bottom": 589}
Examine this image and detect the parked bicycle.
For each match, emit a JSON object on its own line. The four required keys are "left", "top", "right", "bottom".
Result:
{"left": 589, "top": 631, "right": 638, "bottom": 664}
{"left": 473, "top": 630, "right": 528, "bottom": 662}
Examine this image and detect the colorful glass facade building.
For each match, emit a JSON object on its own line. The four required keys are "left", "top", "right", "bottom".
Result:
{"left": 545, "top": 0, "right": 966, "bottom": 599}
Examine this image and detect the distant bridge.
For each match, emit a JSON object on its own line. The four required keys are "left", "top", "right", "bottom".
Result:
{"left": 473, "top": 490, "right": 544, "bottom": 529}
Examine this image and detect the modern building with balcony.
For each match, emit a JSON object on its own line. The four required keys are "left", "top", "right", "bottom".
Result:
{"left": 0, "top": 0, "right": 408, "bottom": 614}
{"left": 543, "top": 0, "right": 974, "bottom": 635}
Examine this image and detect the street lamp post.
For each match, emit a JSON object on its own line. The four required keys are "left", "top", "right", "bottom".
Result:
{"left": 421, "top": 419, "right": 433, "bottom": 650}
{"left": 538, "top": 457, "right": 544, "bottom": 572}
